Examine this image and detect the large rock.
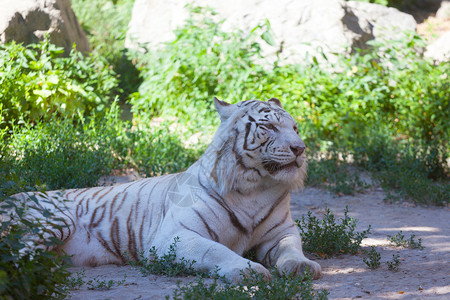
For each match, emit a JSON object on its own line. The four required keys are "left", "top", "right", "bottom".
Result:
{"left": 425, "top": 31, "right": 450, "bottom": 62}
{"left": 125, "top": 0, "right": 416, "bottom": 64}
{"left": 0, "top": 0, "right": 89, "bottom": 54}
{"left": 344, "top": 1, "right": 417, "bottom": 42}
{"left": 436, "top": 1, "right": 450, "bottom": 19}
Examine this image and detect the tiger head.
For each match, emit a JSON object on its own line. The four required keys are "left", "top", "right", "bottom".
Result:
{"left": 203, "top": 97, "right": 307, "bottom": 195}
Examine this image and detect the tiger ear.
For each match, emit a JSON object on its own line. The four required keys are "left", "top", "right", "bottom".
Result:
{"left": 214, "top": 97, "right": 235, "bottom": 121}
{"left": 268, "top": 98, "right": 283, "bottom": 108}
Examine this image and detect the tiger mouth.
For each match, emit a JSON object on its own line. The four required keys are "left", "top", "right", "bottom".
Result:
{"left": 263, "top": 160, "right": 299, "bottom": 174}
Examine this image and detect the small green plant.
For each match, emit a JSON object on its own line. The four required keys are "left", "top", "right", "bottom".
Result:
{"left": 388, "top": 231, "right": 424, "bottom": 249}
{"left": 64, "top": 270, "right": 87, "bottom": 290}
{"left": 387, "top": 253, "right": 401, "bottom": 272}
{"left": 407, "top": 235, "right": 424, "bottom": 250}
{"left": 168, "top": 267, "right": 329, "bottom": 300}
{"left": 86, "top": 275, "right": 127, "bottom": 290}
{"left": 63, "top": 270, "right": 126, "bottom": 292}
{"left": 128, "top": 237, "right": 199, "bottom": 277}
{"left": 296, "top": 206, "right": 371, "bottom": 257}
{"left": 363, "top": 246, "right": 381, "bottom": 269}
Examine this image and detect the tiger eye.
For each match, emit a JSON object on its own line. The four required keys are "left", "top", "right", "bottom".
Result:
{"left": 265, "top": 124, "right": 278, "bottom": 132}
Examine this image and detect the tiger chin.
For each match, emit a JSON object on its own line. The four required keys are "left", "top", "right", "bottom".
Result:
{"left": 12, "top": 97, "right": 322, "bottom": 283}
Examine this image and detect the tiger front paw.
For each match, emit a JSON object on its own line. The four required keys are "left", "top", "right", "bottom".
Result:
{"left": 221, "top": 261, "right": 271, "bottom": 283}
{"left": 277, "top": 258, "right": 322, "bottom": 279}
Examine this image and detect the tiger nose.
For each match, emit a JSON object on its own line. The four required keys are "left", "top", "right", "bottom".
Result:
{"left": 290, "top": 145, "right": 305, "bottom": 156}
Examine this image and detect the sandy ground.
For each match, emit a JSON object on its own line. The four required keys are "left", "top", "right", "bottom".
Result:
{"left": 67, "top": 175, "right": 450, "bottom": 300}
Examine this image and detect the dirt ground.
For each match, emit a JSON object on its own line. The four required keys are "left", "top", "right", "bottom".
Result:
{"left": 67, "top": 174, "right": 450, "bottom": 300}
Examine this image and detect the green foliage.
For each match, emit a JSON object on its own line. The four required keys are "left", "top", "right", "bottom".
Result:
{"left": 307, "top": 147, "right": 367, "bottom": 195}
{"left": 125, "top": 125, "right": 201, "bottom": 177}
{"left": 86, "top": 275, "right": 127, "bottom": 291}
{"left": 71, "top": 0, "right": 140, "bottom": 99}
{"left": 278, "top": 33, "right": 449, "bottom": 147}
{"left": 296, "top": 206, "right": 371, "bottom": 257}
{"left": 169, "top": 268, "right": 329, "bottom": 300}
{"left": 64, "top": 270, "right": 87, "bottom": 291}
{"left": 0, "top": 103, "right": 200, "bottom": 193}
{"left": 128, "top": 237, "right": 199, "bottom": 277}
{"left": 128, "top": 8, "right": 448, "bottom": 204}
{"left": 387, "top": 253, "right": 401, "bottom": 272}
{"left": 1, "top": 115, "right": 115, "bottom": 191}
{"left": 63, "top": 270, "right": 127, "bottom": 292}
{"left": 0, "top": 39, "right": 118, "bottom": 128}
{"left": 388, "top": 231, "right": 424, "bottom": 249}
{"left": 130, "top": 6, "right": 275, "bottom": 127}
{"left": 353, "top": 134, "right": 449, "bottom": 206}
{"left": 0, "top": 187, "right": 70, "bottom": 299}
{"left": 2, "top": 6, "right": 448, "bottom": 205}
{"left": 363, "top": 246, "right": 381, "bottom": 269}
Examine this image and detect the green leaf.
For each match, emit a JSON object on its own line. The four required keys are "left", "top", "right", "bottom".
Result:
{"left": 261, "top": 20, "right": 276, "bottom": 47}
{"left": 33, "top": 89, "right": 52, "bottom": 98}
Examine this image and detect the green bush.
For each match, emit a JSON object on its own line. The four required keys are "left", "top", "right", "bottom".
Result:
{"left": 0, "top": 39, "right": 118, "bottom": 128}
{"left": 280, "top": 35, "right": 449, "bottom": 148}
{"left": 352, "top": 134, "right": 449, "bottom": 205}
{"left": 71, "top": 0, "right": 140, "bottom": 99}
{"left": 1, "top": 115, "right": 116, "bottom": 191}
{"left": 306, "top": 147, "right": 367, "bottom": 195}
{"left": 296, "top": 206, "right": 371, "bottom": 257}
{"left": 129, "top": 9, "right": 449, "bottom": 205}
{"left": 170, "top": 267, "right": 329, "bottom": 300}
{"left": 130, "top": 6, "right": 275, "bottom": 127}
{"left": 131, "top": 9, "right": 449, "bottom": 149}
{"left": 0, "top": 103, "right": 201, "bottom": 193}
{"left": 125, "top": 125, "right": 201, "bottom": 177}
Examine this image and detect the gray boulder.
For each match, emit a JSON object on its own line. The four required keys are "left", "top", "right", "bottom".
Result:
{"left": 345, "top": 1, "right": 417, "bottom": 44}
{"left": 436, "top": 1, "right": 450, "bottom": 19}
{"left": 125, "top": 0, "right": 416, "bottom": 64}
{"left": 425, "top": 31, "right": 450, "bottom": 62}
{"left": 0, "top": 0, "right": 89, "bottom": 54}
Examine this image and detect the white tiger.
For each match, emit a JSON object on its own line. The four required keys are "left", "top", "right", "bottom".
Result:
{"left": 12, "top": 98, "right": 322, "bottom": 282}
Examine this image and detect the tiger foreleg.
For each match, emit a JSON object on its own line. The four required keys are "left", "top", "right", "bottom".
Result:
{"left": 158, "top": 234, "right": 271, "bottom": 283}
